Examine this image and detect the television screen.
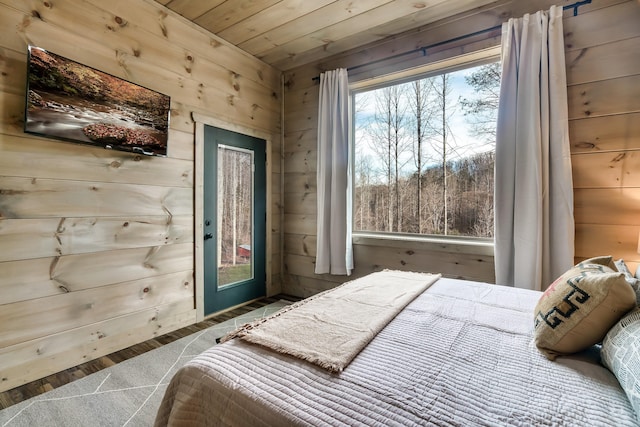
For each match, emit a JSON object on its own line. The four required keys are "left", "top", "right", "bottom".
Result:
{"left": 24, "top": 45, "right": 170, "bottom": 157}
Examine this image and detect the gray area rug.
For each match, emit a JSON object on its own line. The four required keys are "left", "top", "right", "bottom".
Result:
{"left": 0, "top": 301, "right": 291, "bottom": 427}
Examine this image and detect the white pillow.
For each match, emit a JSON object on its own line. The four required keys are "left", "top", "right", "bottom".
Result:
{"left": 601, "top": 307, "right": 640, "bottom": 422}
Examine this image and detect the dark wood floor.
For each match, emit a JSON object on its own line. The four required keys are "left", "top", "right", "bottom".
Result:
{"left": 0, "top": 295, "right": 300, "bottom": 410}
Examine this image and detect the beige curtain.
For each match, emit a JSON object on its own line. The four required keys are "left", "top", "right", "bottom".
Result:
{"left": 494, "top": 6, "right": 575, "bottom": 290}
{"left": 315, "top": 68, "right": 353, "bottom": 275}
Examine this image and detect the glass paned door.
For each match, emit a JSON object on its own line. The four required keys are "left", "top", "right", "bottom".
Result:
{"left": 203, "top": 125, "right": 266, "bottom": 316}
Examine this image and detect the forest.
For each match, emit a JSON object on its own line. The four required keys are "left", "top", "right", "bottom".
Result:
{"left": 353, "top": 62, "right": 500, "bottom": 238}
{"left": 217, "top": 146, "right": 253, "bottom": 286}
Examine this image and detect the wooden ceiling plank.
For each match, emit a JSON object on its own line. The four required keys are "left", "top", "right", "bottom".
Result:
{"left": 194, "top": 0, "right": 283, "bottom": 35}
{"left": 164, "top": 0, "right": 226, "bottom": 21}
{"left": 238, "top": 0, "right": 393, "bottom": 55}
{"left": 271, "top": 0, "right": 609, "bottom": 71}
{"left": 272, "top": 0, "right": 499, "bottom": 70}
{"left": 257, "top": 0, "right": 454, "bottom": 65}
{"left": 325, "top": 0, "right": 581, "bottom": 73}
{"left": 218, "top": 0, "right": 338, "bottom": 46}
{"left": 151, "top": 0, "right": 631, "bottom": 71}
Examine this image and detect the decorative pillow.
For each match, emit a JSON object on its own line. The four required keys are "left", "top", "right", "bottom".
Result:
{"left": 533, "top": 256, "right": 637, "bottom": 360}
{"left": 601, "top": 307, "right": 640, "bottom": 422}
{"left": 615, "top": 259, "right": 640, "bottom": 306}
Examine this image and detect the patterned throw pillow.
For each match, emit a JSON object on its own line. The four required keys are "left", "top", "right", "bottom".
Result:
{"left": 601, "top": 307, "right": 640, "bottom": 422}
{"left": 533, "top": 256, "right": 637, "bottom": 360}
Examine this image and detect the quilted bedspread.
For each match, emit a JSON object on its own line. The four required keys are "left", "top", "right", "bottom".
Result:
{"left": 155, "top": 276, "right": 639, "bottom": 426}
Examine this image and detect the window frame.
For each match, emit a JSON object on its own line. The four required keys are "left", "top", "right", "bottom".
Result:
{"left": 349, "top": 47, "right": 501, "bottom": 249}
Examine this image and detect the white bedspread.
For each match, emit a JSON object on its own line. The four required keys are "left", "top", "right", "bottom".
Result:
{"left": 155, "top": 277, "right": 639, "bottom": 426}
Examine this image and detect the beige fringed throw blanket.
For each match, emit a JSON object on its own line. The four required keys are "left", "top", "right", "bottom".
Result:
{"left": 222, "top": 270, "right": 441, "bottom": 372}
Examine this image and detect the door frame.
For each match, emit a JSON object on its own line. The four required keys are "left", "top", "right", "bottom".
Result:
{"left": 193, "top": 112, "right": 273, "bottom": 321}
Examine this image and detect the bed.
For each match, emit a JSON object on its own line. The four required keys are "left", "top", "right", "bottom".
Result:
{"left": 154, "top": 270, "right": 640, "bottom": 426}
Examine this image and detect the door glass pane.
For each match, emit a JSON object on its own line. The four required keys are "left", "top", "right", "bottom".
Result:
{"left": 217, "top": 145, "right": 254, "bottom": 288}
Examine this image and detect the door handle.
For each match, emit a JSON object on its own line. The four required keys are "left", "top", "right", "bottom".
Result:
{"left": 204, "top": 233, "right": 213, "bottom": 240}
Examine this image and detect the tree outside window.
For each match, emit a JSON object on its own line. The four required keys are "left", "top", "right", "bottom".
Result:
{"left": 353, "top": 60, "right": 501, "bottom": 238}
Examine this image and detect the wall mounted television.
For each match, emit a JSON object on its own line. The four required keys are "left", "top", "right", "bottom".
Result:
{"left": 24, "top": 45, "right": 170, "bottom": 157}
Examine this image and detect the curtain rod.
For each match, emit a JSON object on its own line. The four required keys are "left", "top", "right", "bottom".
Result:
{"left": 311, "top": 0, "right": 591, "bottom": 82}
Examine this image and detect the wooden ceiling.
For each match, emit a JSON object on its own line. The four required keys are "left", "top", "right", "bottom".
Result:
{"left": 154, "top": 0, "right": 498, "bottom": 71}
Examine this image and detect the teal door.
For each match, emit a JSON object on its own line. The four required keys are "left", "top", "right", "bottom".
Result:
{"left": 203, "top": 126, "right": 266, "bottom": 315}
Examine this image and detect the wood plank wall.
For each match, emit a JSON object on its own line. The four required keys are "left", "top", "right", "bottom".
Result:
{"left": 0, "top": 0, "right": 281, "bottom": 392}
{"left": 566, "top": 0, "right": 640, "bottom": 272}
{"left": 281, "top": 0, "right": 640, "bottom": 297}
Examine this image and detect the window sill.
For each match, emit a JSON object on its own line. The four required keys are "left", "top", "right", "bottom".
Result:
{"left": 352, "top": 232, "right": 494, "bottom": 257}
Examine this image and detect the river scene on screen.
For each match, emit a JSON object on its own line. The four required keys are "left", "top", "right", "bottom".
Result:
{"left": 25, "top": 46, "right": 170, "bottom": 156}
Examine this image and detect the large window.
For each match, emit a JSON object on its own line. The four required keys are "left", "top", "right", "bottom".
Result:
{"left": 352, "top": 59, "right": 500, "bottom": 238}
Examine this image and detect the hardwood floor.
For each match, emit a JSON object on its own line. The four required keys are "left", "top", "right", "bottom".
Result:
{"left": 0, "top": 295, "right": 300, "bottom": 410}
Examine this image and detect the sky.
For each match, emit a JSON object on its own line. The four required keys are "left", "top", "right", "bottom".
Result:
{"left": 353, "top": 64, "right": 497, "bottom": 183}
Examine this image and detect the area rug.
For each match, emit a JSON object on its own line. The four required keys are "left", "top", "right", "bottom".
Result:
{"left": 0, "top": 301, "right": 290, "bottom": 427}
